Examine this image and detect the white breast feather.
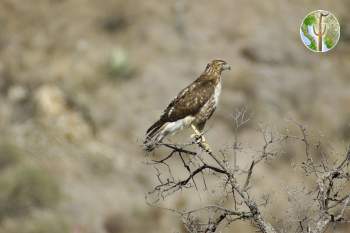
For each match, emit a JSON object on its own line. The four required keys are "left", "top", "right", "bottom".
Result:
{"left": 213, "top": 81, "right": 222, "bottom": 107}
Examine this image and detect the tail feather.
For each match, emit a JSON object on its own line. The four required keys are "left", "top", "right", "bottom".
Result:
{"left": 144, "top": 120, "right": 165, "bottom": 151}
{"left": 146, "top": 119, "right": 164, "bottom": 137}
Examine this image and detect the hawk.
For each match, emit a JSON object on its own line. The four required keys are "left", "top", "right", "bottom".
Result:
{"left": 144, "top": 59, "right": 231, "bottom": 151}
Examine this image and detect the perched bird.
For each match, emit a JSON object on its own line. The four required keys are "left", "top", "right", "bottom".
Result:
{"left": 144, "top": 59, "right": 231, "bottom": 151}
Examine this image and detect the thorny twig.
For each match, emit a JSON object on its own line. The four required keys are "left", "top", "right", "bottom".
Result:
{"left": 145, "top": 121, "right": 350, "bottom": 233}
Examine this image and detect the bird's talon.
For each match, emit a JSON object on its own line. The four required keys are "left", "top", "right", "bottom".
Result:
{"left": 191, "top": 134, "right": 203, "bottom": 143}
{"left": 202, "top": 142, "right": 211, "bottom": 152}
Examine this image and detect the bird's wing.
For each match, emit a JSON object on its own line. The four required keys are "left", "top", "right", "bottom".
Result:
{"left": 160, "top": 74, "right": 215, "bottom": 122}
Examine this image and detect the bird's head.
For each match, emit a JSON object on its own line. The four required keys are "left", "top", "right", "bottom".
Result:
{"left": 204, "top": 59, "right": 231, "bottom": 76}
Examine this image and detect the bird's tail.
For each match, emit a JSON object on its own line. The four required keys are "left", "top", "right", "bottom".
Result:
{"left": 144, "top": 120, "right": 165, "bottom": 151}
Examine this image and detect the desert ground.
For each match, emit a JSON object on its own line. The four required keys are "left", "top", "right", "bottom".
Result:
{"left": 0, "top": 0, "right": 349, "bottom": 232}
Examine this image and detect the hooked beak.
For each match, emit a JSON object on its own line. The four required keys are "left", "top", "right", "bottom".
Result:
{"left": 222, "top": 63, "right": 231, "bottom": 71}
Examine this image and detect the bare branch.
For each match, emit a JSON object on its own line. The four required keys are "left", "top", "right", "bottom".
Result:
{"left": 145, "top": 121, "right": 350, "bottom": 233}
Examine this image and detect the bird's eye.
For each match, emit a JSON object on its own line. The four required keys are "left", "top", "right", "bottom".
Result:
{"left": 206, "top": 64, "right": 210, "bottom": 69}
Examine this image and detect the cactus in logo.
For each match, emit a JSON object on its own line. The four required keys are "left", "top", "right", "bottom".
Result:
{"left": 300, "top": 10, "right": 340, "bottom": 53}
{"left": 313, "top": 11, "right": 329, "bottom": 52}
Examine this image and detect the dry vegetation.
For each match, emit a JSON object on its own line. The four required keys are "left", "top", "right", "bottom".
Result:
{"left": 0, "top": 0, "right": 349, "bottom": 232}
{"left": 145, "top": 115, "right": 350, "bottom": 233}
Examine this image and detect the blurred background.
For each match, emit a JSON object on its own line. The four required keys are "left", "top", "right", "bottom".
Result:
{"left": 0, "top": 0, "right": 349, "bottom": 232}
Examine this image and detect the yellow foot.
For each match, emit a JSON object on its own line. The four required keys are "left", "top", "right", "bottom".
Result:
{"left": 191, "top": 134, "right": 211, "bottom": 152}
{"left": 190, "top": 124, "right": 212, "bottom": 152}
{"left": 201, "top": 141, "right": 212, "bottom": 152}
{"left": 190, "top": 133, "right": 202, "bottom": 142}
{"left": 191, "top": 124, "right": 201, "bottom": 135}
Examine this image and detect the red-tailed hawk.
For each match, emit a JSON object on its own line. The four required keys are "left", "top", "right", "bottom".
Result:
{"left": 144, "top": 59, "right": 231, "bottom": 151}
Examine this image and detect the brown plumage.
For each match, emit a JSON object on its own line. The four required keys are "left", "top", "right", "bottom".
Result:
{"left": 145, "top": 59, "right": 231, "bottom": 151}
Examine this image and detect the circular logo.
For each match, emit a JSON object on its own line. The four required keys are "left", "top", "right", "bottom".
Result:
{"left": 300, "top": 10, "right": 340, "bottom": 52}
